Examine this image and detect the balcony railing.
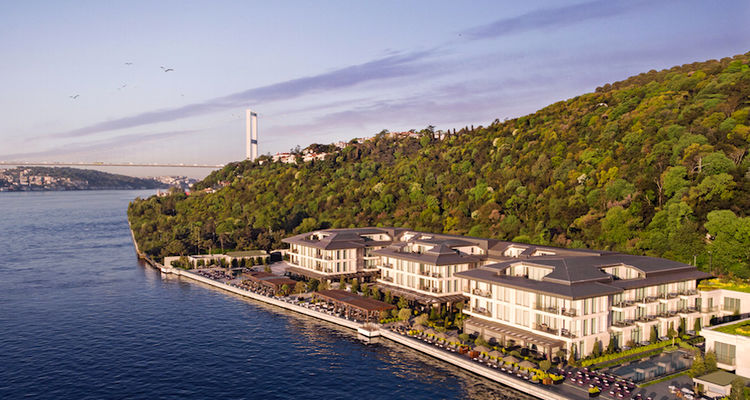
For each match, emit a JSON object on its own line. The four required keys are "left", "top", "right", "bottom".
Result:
{"left": 613, "top": 300, "right": 635, "bottom": 308}
{"left": 702, "top": 306, "right": 718, "bottom": 312}
{"left": 612, "top": 320, "right": 634, "bottom": 328}
{"left": 469, "top": 307, "right": 491, "bottom": 317}
{"left": 381, "top": 263, "right": 393, "bottom": 269}
{"left": 534, "top": 304, "right": 560, "bottom": 314}
{"left": 635, "top": 315, "right": 656, "bottom": 323}
{"left": 561, "top": 308, "right": 578, "bottom": 317}
{"left": 473, "top": 288, "right": 492, "bottom": 298}
{"left": 656, "top": 311, "right": 678, "bottom": 319}
{"left": 381, "top": 276, "right": 393, "bottom": 283}
{"left": 677, "top": 307, "right": 699, "bottom": 314}
{"left": 560, "top": 329, "right": 578, "bottom": 338}
{"left": 680, "top": 289, "right": 698, "bottom": 297}
{"left": 533, "top": 323, "right": 558, "bottom": 335}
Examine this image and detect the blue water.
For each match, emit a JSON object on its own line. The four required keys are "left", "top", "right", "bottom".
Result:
{"left": 0, "top": 191, "right": 530, "bottom": 400}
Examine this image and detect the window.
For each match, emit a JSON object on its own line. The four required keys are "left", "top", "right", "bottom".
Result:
{"left": 715, "top": 342, "right": 736, "bottom": 365}
{"left": 724, "top": 297, "right": 741, "bottom": 313}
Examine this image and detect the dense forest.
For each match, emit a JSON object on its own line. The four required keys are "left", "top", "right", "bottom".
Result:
{"left": 128, "top": 52, "right": 750, "bottom": 277}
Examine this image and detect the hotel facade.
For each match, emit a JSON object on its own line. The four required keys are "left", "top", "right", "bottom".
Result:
{"left": 283, "top": 227, "right": 725, "bottom": 357}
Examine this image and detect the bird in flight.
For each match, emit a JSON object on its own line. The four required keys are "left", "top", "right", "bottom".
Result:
{"left": 69, "top": 94, "right": 79, "bottom": 99}
{"left": 118, "top": 84, "right": 127, "bottom": 90}
{"left": 160, "top": 66, "right": 174, "bottom": 72}
{"left": 124, "top": 62, "right": 133, "bottom": 65}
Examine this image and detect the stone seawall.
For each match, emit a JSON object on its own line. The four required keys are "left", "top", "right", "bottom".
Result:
{"left": 379, "top": 330, "right": 573, "bottom": 400}
{"left": 172, "top": 268, "right": 363, "bottom": 331}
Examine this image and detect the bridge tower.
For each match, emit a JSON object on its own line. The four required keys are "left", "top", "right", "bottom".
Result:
{"left": 245, "top": 109, "right": 258, "bottom": 161}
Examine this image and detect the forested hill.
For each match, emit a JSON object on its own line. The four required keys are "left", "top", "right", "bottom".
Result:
{"left": 128, "top": 52, "right": 750, "bottom": 276}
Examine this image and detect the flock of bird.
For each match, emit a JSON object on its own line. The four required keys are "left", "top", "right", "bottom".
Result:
{"left": 69, "top": 62, "right": 174, "bottom": 100}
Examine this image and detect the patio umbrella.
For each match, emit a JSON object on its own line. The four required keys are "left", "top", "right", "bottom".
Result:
{"left": 519, "top": 360, "right": 537, "bottom": 369}
{"left": 502, "top": 355, "right": 520, "bottom": 364}
{"left": 488, "top": 350, "right": 503, "bottom": 359}
{"left": 474, "top": 345, "right": 492, "bottom": 353}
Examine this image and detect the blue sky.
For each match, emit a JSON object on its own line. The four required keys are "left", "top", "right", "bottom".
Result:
{"left": 0, "top": 0, "right": 748, "bottom": 177}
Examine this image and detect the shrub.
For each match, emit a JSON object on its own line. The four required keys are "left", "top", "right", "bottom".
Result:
{"left": 458, "top": 333, "right": 470, "bottom": 343}
{"left": 539, "top": 360, "right": 552, "bottom": 372}
{"left": 414, "top": 313, "right": 429, "bottom": 326}
{"left": 398, "top": 308, "right": 411, "bottom": 321}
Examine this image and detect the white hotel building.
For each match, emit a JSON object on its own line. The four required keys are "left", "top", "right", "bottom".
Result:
{"left": 283, "top": 227, "right": 719, "bottom": 357}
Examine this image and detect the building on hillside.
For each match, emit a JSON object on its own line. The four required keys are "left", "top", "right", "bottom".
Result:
{"left": 456, "top": 253, "right": 711, "bottom": 359}
{"left": 701, "top": 318, "right": 750, "bottom": 377}
{"left": 282, "top": 227, "right": 718, "bottom": 358}
{"left": 282, "top": 228, "right": 400, "bottom": 282}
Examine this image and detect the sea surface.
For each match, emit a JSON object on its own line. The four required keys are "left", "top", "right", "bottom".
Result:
{"left": 0, "top": 190, "right": 532, "bottom": 400}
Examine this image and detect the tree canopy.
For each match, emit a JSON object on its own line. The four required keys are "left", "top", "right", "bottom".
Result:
{"left": 128, "top": 52, "right": 750, "bottom": 276}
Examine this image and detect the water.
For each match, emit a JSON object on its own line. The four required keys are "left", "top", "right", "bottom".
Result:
{"left": 0, "top": 191, "right": 531, "bottom": 400}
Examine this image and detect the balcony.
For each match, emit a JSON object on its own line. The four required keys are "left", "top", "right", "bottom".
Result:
{"left": 702, "top": 306, "right": 719, "bottom": 313}
{"left": 612, "top": 319, "right": 635, "bottom": 328}
{"left": 534, "top": 304, "right": 560, "bottom": 314}
{"left": 612, "top": 300, "right": 635, "bottom": 309}
{"left": 381, "top": 276, "right": 393, "bottom": 283}
{"left": 533, "top": 323, "right": 558, "bottom": 335}
{"left": 561, "top": 308, "right": 578, "bottom": 317}
{"left": 680, "top": 290, "right": 698, "bottom": 298}
{"left": 560, "top": 329, "right": 578, "bottom": 339}
{"left": 473, "top": 288, "right": 492, "bottom": 298}
{"left": 656, "top": 311, "right": 678, "bottom": 319}
{"left": 469, "top": 307, "right": 491, "bottom": 317}
{"left": 636, "top": 296, "right": 658, "bottom": 305}
{"left": 635, "top": 315, "right": 656, "bottom": 324}
{"left": 677, "top": 307, "right": 700, "bottom": 315}
{"left": 381, "top": 263, "right": 393, "bottom": 269}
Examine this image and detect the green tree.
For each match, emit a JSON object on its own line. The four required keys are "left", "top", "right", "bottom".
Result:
{"left": 294, "top": 281, "right": 306, "bottom": 294}
{"left": 350, "top": 278, "right": 360, "bottom": 293}
{"left": 338, "top": 277, "right": 346, "bottom": 290}
{"left": 730, "top": 377, "right": 745, "bottom": 400}
{"left": 397, "top": 296, "right": 408, "bottom": 309}
{"left": 592, "top": 340, "right": 602, "bottom": 357}
{"left": 689, "top": 353, "right": 705, "bottom": 378}
{"left": 704, "top": 350, "right": 718, "bottom": 373}
{"left": 650, "top": 326, "right": 659, "bottom": 344}
{"left": 398, "top": 308, "right": 411, "bottom": 321}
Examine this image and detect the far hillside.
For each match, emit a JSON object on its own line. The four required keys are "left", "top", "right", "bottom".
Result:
{"left": 1, "top": 167, "right": 167, "bottom": 191}
{"left": 128, "top": 52, "right": 750, "bottom": 277}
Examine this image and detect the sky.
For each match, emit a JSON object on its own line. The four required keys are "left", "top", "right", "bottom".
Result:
{"left": 0, "top": 0, "right": 748, "bottom": 178}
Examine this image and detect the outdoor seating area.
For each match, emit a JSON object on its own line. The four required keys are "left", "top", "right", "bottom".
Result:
{"left": 195, "top": 267, "right": 235, "bottom": 281}
{"left": 313, "top": 289, "right": 396, "bottom": 322}
{"left": 400, "top": 324, "right": 565, "bottom": 385}
{"left": 565, "top": 367, "right": 637, "bottom": 398}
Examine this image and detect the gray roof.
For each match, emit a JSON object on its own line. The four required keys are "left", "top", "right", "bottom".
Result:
{"left": 456, "top": 253, "right": 710, "bottom": 299}
{"left": 374, "top": 245, "right": 483, "bottom": 266}
{"left": 282, "top": 227, "right": 398, "bottom": 250}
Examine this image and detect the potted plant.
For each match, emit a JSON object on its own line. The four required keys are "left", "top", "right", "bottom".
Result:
{"left": 588, "top": 387, "right": 600, "bottom": 397}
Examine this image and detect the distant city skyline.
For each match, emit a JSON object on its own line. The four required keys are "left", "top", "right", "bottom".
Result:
{"left": 0, "top": 0, "right": 748, "bottom": 178}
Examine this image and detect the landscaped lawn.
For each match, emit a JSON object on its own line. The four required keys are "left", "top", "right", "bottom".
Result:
{"left": 713, "top": 320, "right": 750, "bottom": 336}
{"left": 698, "top": 278, "right": 750, "bottom": 293}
